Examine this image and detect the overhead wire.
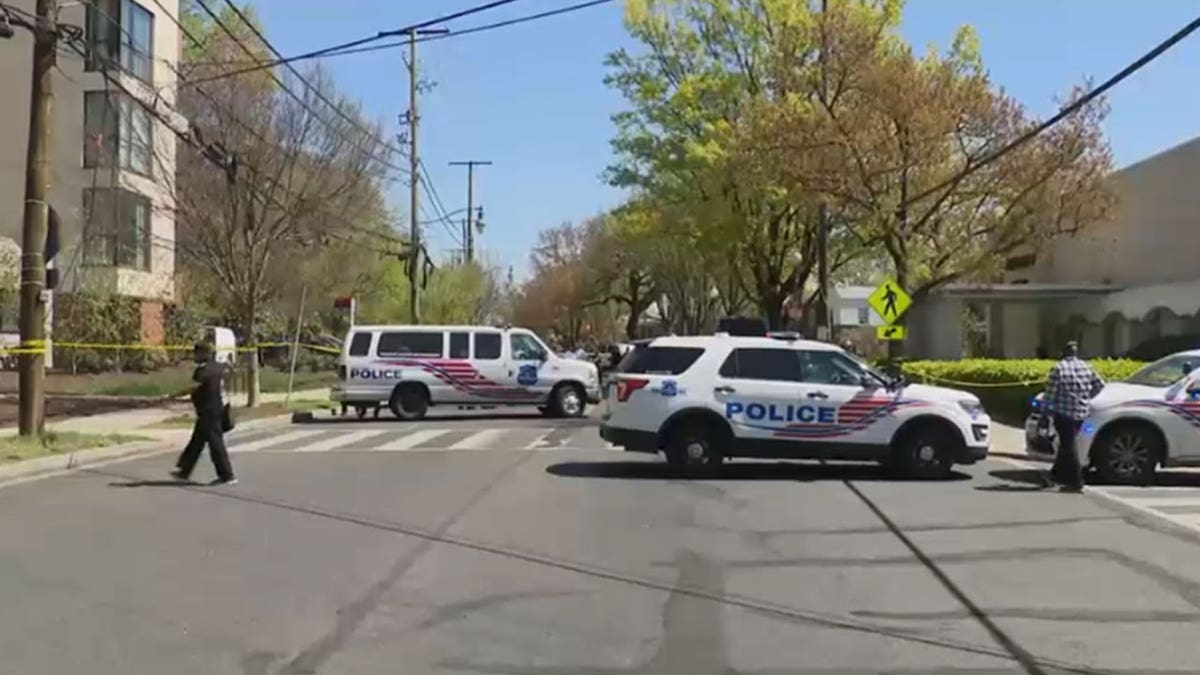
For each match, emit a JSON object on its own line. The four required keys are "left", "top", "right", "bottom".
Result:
{"left": 901, "top": 12, "right": 1200, "bottom": 209}
{"left": 182, "top": 0, "right": 528, "bottom": 88}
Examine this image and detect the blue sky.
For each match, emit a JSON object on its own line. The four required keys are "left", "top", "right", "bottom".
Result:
{"left": 251, "top": 0, "right": 1200, "bottom": 278}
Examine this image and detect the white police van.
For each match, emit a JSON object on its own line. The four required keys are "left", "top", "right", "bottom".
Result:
{"left": 1026, "top": 350, "right": 1200, "bottom": 484}
{"left": 600, "top": 334, "right": 990, "bottom": 477}
{"left": 332, "top": 325, "right": 601, "bottom": 420}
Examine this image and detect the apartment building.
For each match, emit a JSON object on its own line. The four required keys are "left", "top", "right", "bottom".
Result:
{"left": 906, "top": 136, "right": 1200, "bottom": 360}
{"left": 0, "top": 0, "right": 181, "bottom": 343}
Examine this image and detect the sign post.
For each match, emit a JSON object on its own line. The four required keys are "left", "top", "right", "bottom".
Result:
{"left": 334, "top": 296, "right": 356, "bottom": 327}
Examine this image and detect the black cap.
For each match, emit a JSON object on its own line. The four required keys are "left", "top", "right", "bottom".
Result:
{"left": 1063, "top": 340, "right": 1079, "bottom": 356}
{"left": 193, "top": 341, "right": 214, "bottom": 359}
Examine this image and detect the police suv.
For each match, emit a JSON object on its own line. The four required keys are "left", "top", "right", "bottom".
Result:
{"left": 600, "top": 334, "right": 990, "bottom": 477}
{"left": 1026, "top": 350, "right": 1200, "bottom": 485}
{"left": 333, "top": 325, "right": 601, "bottom": 420}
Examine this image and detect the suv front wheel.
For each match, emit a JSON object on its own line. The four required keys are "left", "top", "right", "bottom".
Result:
{"left": 892, "top": 424, "right": 954, "bottom": 479}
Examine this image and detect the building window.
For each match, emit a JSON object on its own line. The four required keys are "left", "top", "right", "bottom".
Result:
{"left": 85, "top": 0, "right": 154, "bottom": 83}
{"left": 1004, "top": 252, "right": 1037, "bottom": 271}
{"left": 82, "top": 188, "right": 152, "bottom": 271}
{"left": 857, "top": 306, "right": 870, "bottom": 325}
{"left": 84, "top": 91, "right": 152, "bottom": 176}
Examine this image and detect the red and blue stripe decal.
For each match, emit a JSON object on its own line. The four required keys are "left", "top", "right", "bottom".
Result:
{"left": 1123, "top": 400, "right": 1200, "bottom": 429}
{"left": 380, "top": 359, "right": 539, "bottom": 401}
{"left": 731, "top": 395, "right": 928, "bottom": 440}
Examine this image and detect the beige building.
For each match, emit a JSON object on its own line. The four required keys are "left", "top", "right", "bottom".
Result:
{"left": 907, "top": 137, "right": 1200, "bottom": 360}
{"left": 0, "top": 0, "right": 181, "bottom": 342}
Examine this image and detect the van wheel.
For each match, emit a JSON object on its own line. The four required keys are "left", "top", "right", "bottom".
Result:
{"left": 666, "top": 419, "right": 725, "bottom": 477}
{"left": 549, "top": 383, "right": 586, "bottom": 418}
{"left": 389, "top": 385, "right": 428, "bottom": 421}
{"left": 892, "top": 424, "right": 954, "bottom": 479}
{"left": 1093, "top": 423, "right": 1159, "bottom": 485}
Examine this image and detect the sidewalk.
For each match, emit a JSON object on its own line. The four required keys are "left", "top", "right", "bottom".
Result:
{"left": 1, "top": 387, "right": 330, "bottom": 436}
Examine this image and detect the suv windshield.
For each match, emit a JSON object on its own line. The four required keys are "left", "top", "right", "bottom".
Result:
{"left": 842, "top": 351, "right": 892, "bottom": 386}
{"left": 1125, "top": 355, "right": 1200, "bottom": 387}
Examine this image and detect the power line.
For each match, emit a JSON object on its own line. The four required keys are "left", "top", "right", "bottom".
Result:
{"left": 182, "top": 0, "right": 408, "bottom": 177}
{"left": 183, "top": 0, "right": 528, "bottom": 88}
{"left": 196, "top": 0, "right": 616, "bottom": 66}
{"left": 903, "top": 13, "right": 1200, "bottom": 209}
{"left": 217, "top": 0, "right": 410, "bottom": 176}
{"left": 319, "top": 0, "right": 615, "bottom": 61}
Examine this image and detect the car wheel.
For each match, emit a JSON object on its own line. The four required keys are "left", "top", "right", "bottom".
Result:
{"left": 1094, "top": 424, "right": 1159, "bottom": 485}
{"left": 666, "top": 420, "right": 725, "bottom": 477}
{"left": 893, "top": 425, "right": 955, "bottom": 479}
{"left": 389, "top": 385, "right": 428, "bottom": 421}
{"left": 549, "top": 383, "right": 587, "bottom": 418}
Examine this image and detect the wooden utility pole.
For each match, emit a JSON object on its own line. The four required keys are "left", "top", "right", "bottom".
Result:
{"left": 449, "top": 160, "right": 491, "bottom": 262}
{"left": 407, "top": 28, "right": 421, "bottom": 324}
{"left": 18, "top": 0, "right": 58, "bottom": 436}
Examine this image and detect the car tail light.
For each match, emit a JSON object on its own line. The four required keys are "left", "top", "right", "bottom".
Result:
{"left": 615, "top": 377, "right": 649, "bottom": 402}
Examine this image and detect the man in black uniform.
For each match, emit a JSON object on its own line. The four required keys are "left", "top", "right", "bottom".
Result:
{"left": 170, "top": 342, "right": 236, "bottom": 485}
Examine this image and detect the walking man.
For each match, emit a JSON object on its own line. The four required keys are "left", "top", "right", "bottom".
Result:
{"left": 1044, "top": 340, "right": 1105, "bottom": 492}
{"left": 169, "top": 342, "right": 237, "bottom": 486}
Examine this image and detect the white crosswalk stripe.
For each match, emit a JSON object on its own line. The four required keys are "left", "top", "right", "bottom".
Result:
{"left": 224, "top": 424, "right": 618, "bottom": 454}
{"left": 448, "top": 429, "right": 507, "bottom": 450}
{"left": 373, "top": 428, "right": 452, "bottom": 451}
{"left": 293, "top": 430, "right": 382, "bottom": 453}
{"left": 230, "top": 429, "right": 314, "bottom": 453}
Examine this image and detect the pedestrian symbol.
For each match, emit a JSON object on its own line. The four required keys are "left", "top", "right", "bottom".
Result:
{"left": 867, "top": 279, "right": 911, "bottom": 325}
{"left": 877, "top": 324, "right": 906, "bottom": 341}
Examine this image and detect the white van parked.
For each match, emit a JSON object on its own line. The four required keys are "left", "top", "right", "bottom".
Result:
{"left": 332, "top": 325, "right": 601, "bottom": 420}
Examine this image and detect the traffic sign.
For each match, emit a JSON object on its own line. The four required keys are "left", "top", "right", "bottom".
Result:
{"left": 877, "top": 324, "right": 906, "bottom": 341}
{"left": 868, "top": 279, "right": 911, "bottom": 324}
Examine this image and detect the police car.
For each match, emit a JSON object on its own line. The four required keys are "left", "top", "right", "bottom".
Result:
{"left": 333, "top": 325, "right": 601, "bottom": 420}
{"left": 1025, "top": 350, "right": 1200, "bottom": 485}
{"left": 600, "top": 334, "right": 990, "bottom": 477}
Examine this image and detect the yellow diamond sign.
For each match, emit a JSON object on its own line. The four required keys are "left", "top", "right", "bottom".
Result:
{"left": 868, "top": 279, "right": 911, "bottom": 325}
{"left": 877, "top": 324, "right": 906, "bottom": 341}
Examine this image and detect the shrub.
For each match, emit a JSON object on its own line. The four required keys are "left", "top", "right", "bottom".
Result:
{"left": 54, "top": 294, "right": 168, "bottom": 373}
{"left": 900, "top": 358, "right": 1147, "bottom": 425}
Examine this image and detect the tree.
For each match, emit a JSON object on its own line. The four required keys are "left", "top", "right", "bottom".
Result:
{"left": 745, "top": 7, "right": 1114, "bottom": 315}
{"left": 580, "top": 207, "right": 659, "bottom": 339}
{"left": 172, "top": 16, "right": 395, "bottom": 406}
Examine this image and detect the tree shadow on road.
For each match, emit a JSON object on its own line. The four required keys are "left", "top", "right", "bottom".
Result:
{"left": 546, "top": 461, "right": 970, "bottom": 482}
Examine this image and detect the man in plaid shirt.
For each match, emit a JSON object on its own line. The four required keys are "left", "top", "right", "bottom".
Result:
{"left": 1044, "top": 341, "right": 1105, "bottom": 492}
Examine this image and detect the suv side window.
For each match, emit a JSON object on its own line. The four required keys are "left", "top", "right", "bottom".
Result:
{"left": 718, "top": 348, "right": 802, "bottom": 382}
{"left": 800, "top": 350, "right": 865, "bottom": 386}
{"left": 347, "top": 332, "right": 372, "bottom": 357}
{"left": 511, "top": 333, "right": 547, "bottom": 361}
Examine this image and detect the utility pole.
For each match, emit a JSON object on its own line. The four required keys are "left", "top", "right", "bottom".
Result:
{"left": 449, "top": 160, "right": 492, "bottom": 262}
{"left": 814, "top": 0, "right": 832, "bottom": 342}
{"left": 405, "top": 27, "right": 448, "bottom": 324}
{"left": 18, "top": 0, "right": 58, "bottom": 436}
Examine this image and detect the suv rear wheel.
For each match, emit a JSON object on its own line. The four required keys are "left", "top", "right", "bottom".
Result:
{"left": 666, "top": 419, "right": 726, "bottom": 476}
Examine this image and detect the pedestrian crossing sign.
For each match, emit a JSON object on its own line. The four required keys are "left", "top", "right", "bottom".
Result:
{"left": 868, "top": 279, "right": 911, "bottom": 325}
{"left": 877, "top": 324, "right": 906, "bottom": 341}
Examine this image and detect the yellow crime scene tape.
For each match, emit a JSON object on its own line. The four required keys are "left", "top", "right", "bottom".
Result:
{"left": 901, "top": 368, "right": 1046, "bottom": 389}
{"left": 0, "top": 340, "right": 341, "bottom": 356}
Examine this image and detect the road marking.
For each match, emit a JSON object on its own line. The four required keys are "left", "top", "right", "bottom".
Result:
{"left": 523, "top": 432, "right": 550, "bottom": 450}
{"left": 448, "top": 429, "right": 507, "bottom": 450}
{"left": 374, "top": 428, "right": 450, "bottom": 451}
{"left": 294, "top": 430, "right": 382, "bottom": 453}
{"left": 230, "top": 429, "right": 314, "bottom": 453}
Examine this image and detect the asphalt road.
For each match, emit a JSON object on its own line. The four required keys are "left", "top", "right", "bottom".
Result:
{"left": 4, "top": 412, "right": 1200, "bottom": 673}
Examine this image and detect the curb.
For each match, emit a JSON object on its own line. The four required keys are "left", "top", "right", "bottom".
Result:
{"left": 0, "top": 412, "right": 295, "bottom": 486}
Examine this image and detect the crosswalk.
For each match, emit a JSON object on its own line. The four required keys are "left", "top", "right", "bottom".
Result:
{"left": 1089, "top": 485, "right": 1200, "bottom": 534}
{"left": 225, "top": 424, "right": 619, "bottom": 454}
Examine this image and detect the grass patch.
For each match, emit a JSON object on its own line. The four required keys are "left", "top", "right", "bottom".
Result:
{"left": 0, "top": 431, "right": 146, "bottom": 464}
{"left": 149, "top": 399, "right": 336, "bottom": 429}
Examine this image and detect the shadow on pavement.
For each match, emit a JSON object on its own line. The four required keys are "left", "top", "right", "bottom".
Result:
{"left": 294, "top": 411, "right": 594, "bottom": 425}
{"left": 977, "top": 468, "right": 1049, "bottom": 492}
{"left": 109, "top": 479, "right": 192, "bottom": 488}
{"left": 546, "top": 461, "right": 970, "bottom": 482}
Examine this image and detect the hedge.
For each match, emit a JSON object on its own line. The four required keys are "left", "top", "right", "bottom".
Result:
{"left": 899, "top": 359, "right": 1147, "bottom": 425}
